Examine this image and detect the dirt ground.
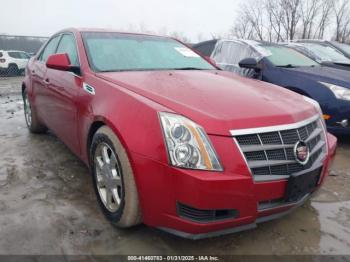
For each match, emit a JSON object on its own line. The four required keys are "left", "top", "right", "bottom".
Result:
{"left": 0, "top": 76, "right": 349, "bottom": 256}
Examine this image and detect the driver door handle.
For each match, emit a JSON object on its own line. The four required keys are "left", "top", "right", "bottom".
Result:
{"left": 43, "top": 78, "right": 50, "bottom": 85}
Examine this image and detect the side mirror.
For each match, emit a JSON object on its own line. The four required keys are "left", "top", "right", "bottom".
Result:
{"left": 238, "top": 57, "right": 261, "bottom": 71}
{"left": 46, "top": 53, "right": 80, "bottom": 75}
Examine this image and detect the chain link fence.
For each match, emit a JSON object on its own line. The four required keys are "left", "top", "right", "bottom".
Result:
{"left": 0, "top": 35, "right": 48, "bottom": 77}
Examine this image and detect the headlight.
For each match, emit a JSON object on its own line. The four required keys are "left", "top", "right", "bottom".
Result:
{"left": 159, "top": 112, "right": 223, "bottom": 171}
{"left": 319, "top": 82, "right": 350, "bottom": 101}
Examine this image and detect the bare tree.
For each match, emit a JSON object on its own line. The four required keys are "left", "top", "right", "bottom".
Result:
{"left": 241, "top": 2, "right": 266, "bottom": 40}
{"left": 265, "top": 0, "right": 285, "bottom": 41}
{"left": 231, "top": 0, "right": 350, "bottom": 43}
{"left": 333, "top": 0, "right": 350, "bottom": 41}
{"left": 300, "top": 0, "right": 320, "bottom": 39}
{"left": 231, "top": 10, "right": 255, "bottom": 39}
{"left": 313, "top": 0, "right": 333, "bottom": 38}
{"left": 280, "top": 0, "right": 301, "bottom": 40}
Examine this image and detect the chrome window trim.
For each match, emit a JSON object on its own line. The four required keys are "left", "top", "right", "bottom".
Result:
{"left": 230, "top": 115, "right": 319, "bottom": 136}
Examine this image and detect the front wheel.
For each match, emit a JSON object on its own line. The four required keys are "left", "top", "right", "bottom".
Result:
{"left": 23, "top": 89, "right": 47, "bottom": 133}
{"left": 90, "top": 126, "right": 142, "bottom": 227}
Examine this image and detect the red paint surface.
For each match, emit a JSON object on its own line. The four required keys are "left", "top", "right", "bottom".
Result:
{"left": 23, "top": 28, "right": 337, "bottom": 235}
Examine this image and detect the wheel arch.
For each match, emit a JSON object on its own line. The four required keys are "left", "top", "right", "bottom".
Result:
{"left": 86, "top": 120, "right": 106, "bottom": 164}
{"left": 8, "top": 63, "right": 18, "bottom": 67}
{"left": 86, "top": 118, "right": 144, "bottom": 213}
{"left": 86, "top": 117, "right": 134, "bottom": 168}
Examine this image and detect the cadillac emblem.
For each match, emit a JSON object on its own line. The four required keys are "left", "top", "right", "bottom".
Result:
{"left": 294, "top": 141, "right": 310, "bottom": 165}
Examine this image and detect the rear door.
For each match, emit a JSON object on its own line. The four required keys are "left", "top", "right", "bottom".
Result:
{"left": 31, "top": 35, "right": 61, "bottom": 123}
{"left": 43, "top": 33, "right": 81, "bottom": 155}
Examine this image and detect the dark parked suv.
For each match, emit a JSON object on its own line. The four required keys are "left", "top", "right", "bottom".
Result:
{"left": 193, "top": 39, "right": 350, "bottom": 134}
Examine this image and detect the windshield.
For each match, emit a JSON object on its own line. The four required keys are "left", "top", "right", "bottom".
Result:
{"left": 331, "top": 42, "right": 350, "bottom": 55}
{"left": 261, "top": 45, "right": 319, "bottom": 67}
{"left": 301, "top": 43, "right": 350, "bottom": 63}
{"left": 82, "top": 32, "right": 215, "bottom": 72}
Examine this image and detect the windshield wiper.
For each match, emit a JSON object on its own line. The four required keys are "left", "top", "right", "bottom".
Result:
{"left": 276, "top": 64, "right": 298, "bottom": 68}
{"left": 171, "top": 67, "right": 207, "bottom": 70}
{"left": 98, "top": 67, "right": 209, "bottom": 73}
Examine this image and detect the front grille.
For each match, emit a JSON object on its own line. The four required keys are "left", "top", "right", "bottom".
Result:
{"left": 177, "top": 203, "right": 239, "bottom": 223}
{"left": 232, "top": 116, "right": 327, "bottom": 181}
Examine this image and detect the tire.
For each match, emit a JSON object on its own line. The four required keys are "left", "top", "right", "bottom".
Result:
{"left": 23, "top": 89, "right": 47, "bottom": 133}
{"left": 7, "top": 64, "right": 19, "bottom": 76}
{"left": 90, "top": 126, "right": 142, "bottom": 228}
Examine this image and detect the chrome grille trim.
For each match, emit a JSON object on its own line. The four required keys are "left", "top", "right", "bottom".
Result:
{"left": 230, "top": 115, "right": 320, "bottom": 136}
{"left": 231, "top": 115, "right": 327, "bottom": 182}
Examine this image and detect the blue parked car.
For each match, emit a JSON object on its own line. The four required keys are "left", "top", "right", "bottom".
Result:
{"left": 192, "top": 39, "right": 350, "bottom": 135}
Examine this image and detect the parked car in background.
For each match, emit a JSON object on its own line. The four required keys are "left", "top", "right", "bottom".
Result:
{"left": 22, "top": 28, "right": 337, "bottom": 239}
{"left": 0, "top": 50, "right": 30, "bottom": 76}
{"left": 328, "top": 41, "right": 350, "bottom": 59}
{"left": 294, "top": 39, "right": 350, "bottom": 60}
{"left": 283, "top": 41, "right": 350, "bottom": 71}
{"left": 193, "top": 39, "right": 350, "bottom": 135}
{"left": 192, "top": 39, "right": 218, "bottom": 57}
{"left": 27, "top": 52, "right": 36, "bottom": 57}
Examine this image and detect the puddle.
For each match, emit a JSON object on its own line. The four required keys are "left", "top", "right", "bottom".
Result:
{"left": 312, "top": 201, "right": 350, "bottom": 255}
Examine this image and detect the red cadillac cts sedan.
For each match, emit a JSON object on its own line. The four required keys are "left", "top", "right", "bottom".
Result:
{"left": 22, "top": 28, "right": 337, "bottom": 239}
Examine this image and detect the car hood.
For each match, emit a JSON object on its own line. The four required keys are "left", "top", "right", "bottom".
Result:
{"left": 97, "top": 70, "right": 317, "bottom": 136}
{"left": 283, "top": 66, "right": 350, "bottom": 87}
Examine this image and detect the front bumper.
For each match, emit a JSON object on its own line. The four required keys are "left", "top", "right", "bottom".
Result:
{"left": 327, "top": 125, "right": 350, "bottom": 135}
{"left": 323, "top": 100, "right": 350, "bottom": 135}
{"left": 131, "top": 133, "right": 337, "bottom": 239}
{"left": 160, "top": 193, "right": 312, "bottom": 240}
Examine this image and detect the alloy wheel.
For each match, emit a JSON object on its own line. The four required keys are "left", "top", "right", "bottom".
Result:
{"left": 24, "top": 93, "right": 32, "bottom": 127}
{"left": 94, "top": 142, "right": 123, "bottom": 212}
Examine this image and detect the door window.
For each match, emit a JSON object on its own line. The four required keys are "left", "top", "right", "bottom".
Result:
{"left": 56, "top": 34, "right": 79, "bottom": 66}
{"left": 212, "top": 41, "right": 260, "bottom": 77}
{"left": 39, "top": 36, "right": 61, "bottom": 62}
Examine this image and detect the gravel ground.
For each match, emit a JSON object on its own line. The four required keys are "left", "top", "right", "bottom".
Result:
{"left": 0, "top": 76, "right": 349, "bottom": 256}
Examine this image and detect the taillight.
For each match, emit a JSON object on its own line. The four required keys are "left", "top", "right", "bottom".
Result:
{"left": 0, "top": 59, "right": 5, "bottom": 63}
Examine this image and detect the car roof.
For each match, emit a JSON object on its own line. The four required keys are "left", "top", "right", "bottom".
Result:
{"left": 192, "top": 39, "right": 218, "bottom": 47}
{"left": 293, "top": 39, "right": 328, "bottom": 44}
{"left": 57, "top": 27, "right": 170, "bottom": 39}
{"left": 216, "top": 39, "right": 286, "bottom": 52}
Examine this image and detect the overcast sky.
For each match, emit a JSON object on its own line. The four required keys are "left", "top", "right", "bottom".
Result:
{"left": 1, "top": 0, "right": 244, "bottom": 41}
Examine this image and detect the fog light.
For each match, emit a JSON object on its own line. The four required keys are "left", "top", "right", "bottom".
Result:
{"left": 336, "top": 119, "right": 349, "bottom": 128}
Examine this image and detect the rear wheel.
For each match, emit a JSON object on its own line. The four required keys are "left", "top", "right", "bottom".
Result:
{"left": 23, "top": 89, "right": 47, "bottom": 133}
{"left": 7, "top": 64, "right": 19, "bottom": 76}
{"left": 90, "top": 126, "right": 142, "bottom": 227}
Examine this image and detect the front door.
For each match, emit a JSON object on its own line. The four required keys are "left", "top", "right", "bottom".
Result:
{"left": 43, "top": 33, "right": 81, "bottom": 155}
